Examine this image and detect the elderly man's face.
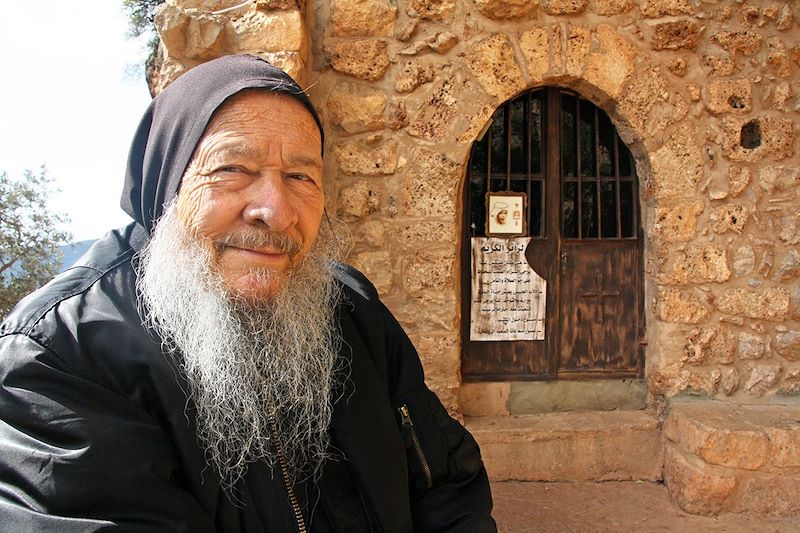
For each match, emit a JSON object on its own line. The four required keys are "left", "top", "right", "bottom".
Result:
{"left": 177, "top": 90, "right": 325, "bottom": 300}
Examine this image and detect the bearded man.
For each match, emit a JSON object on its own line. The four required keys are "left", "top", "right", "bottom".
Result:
{"left": 0, "top": 55, "right": 495, "bottom": 532}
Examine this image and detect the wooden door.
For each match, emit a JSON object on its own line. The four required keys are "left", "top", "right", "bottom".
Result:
{"left": 461, "top": 88, "right": 644, "bottom": 381}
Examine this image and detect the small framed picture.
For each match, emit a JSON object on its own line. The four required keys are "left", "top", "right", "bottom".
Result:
{"left": 486, "top": 192, "right": 527, "bottom": 237}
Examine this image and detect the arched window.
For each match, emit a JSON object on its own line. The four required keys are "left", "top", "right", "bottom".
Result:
{"left": 462, "top": 88, "right": 644, "bottom": 381}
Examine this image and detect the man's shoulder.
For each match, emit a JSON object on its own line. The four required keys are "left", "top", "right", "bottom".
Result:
{"left": 332, "top": 262, "right": 380, "bottom": 303}
{"left": 1, "top": 223, "right": 144, "bottom": 339}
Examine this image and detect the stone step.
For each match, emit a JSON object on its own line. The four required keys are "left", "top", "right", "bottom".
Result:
{"left": 466, "top": 410, "right": 663, "bottom": 482}
{"left": 663, "top": 400, "right": 800, "bottom": 516}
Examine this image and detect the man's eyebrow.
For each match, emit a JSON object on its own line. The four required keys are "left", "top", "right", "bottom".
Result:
{"left": 287, "top": 154, "right": 323, "bottom": 170}
{"left": 208, "top": 143, "right": 322, "bottom": 169}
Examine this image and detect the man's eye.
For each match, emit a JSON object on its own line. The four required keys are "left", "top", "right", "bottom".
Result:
{"left": 287, "top": 173, "right": 312, "bottom": 182}
{"left": 218, "top": 166, "right": 244, "bottom": 173}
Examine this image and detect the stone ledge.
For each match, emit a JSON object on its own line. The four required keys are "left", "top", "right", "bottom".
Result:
{"left": 466, "top": 410, "right": 663, "bottom": 482}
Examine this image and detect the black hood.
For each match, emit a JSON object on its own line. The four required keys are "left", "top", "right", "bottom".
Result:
{"left": 121, "top": 54, "right": 324, "bottom": 235}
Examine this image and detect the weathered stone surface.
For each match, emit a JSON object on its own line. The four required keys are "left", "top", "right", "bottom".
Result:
{"left": 767, "top": 37, "right": 792, "bottom": 78}
{"left": 383, "top": 292, "right": 457, "bottom": 332}
{"left": 773, "top": 250, "right": 800, "bottom": 282}
{"left": 566, "top": 25, "right": 591, "bottom": 77}
{"left": 387, "top": 100, "right": 408, "bottom": 130}
{"left": 657, "top": 288, "right": 710, "bottom": 324}
{"left": 704, "top": 79, "right": 751, "bottom": 115}
{"left": 722, "top": 116, "right": 796, "bottom": 163}
{"left": 730, "top": 473, "right": 800, "bottom": 515}
{"left": 540, "top": 0, "right": 586, "bottom": 15}
{"left": 775, "top": 330, "right": 800, "bottom": 362}
{"left": 333, "top": 139, "right": 398, "bottom": 176}
{"left": 667, "top": 57, "right": 688, "bottom": 77}
{"left": 659, "top": 244, "right": 730, "bottom": 285}
{"left": 406, "top": 0, "right": 455, "bottom": 20}
{"left": 456, "top": 104, "right": 495, "bottom": 144}
{"left": 651, "top": 20, "right": 702, "bottom": 50}
{"left": 396, "top": 220, "right": 456, "bottom": 246}
{"left": 402, "top": 148, "right": 460, "bottom": 217}
{"left": 709, "top": 203, "right": 748, "bottom": 235}
{"left": 683, "top": 328, "right": 735, "bottom": 365}
{"left": 728, "top": 166, "right": 750, "bottom": 197}
{"left": 779, "top": 368, "right": 800, "bottom": 395}
{"left": 402, "top": 248, "right": 455, "bottom": 292}
{"left": 702, "top": 54, "right": 737, "bottom": 77}
{"left": 232, "top": 10, "right": 305, "bottom": 53}
{"left": 715, "top": 287, "right": 790, "bottom": 321}
{"left": 410, "top": 333, "right": 460, "bottom": 381}
{"left": 732, "top": 246, "right": 755, "bottom": 276}
{"left": 327, "top": 39, "right": 389, "bottom": 81}
{"left": 168, "top": 0, "right": 248, "bottom": 8}
{"left": 583, "top": 25, "right": 637, "bottom": 99}
{"left": 327, "top": 82, "right": 386, "bottom": 134}
{"left": 351, "top": 250, "right": 393, "bottom": 293}
{"left": 464, "top": 34, "right": 525, "bottom": 101}
{"left": 759, "top": 165, "right": 800, "bottom": 194}
{"left": 354, "top": 220, "right": 385, "bottom": 247}
{"left": 767, "top": 424, "right": 800, "bottom": 468}
{"left": 664, "top": 404, "right": 769, "bottom": 470}
{"left": 329, "top": 0, "right": 397, "bottom": 37}
{"left": 640, "top": 0, "right": 692, "bottom": 17}
{"left": 592, "top": 0, "right": 634, "bottom": 16}
{"left": 156, "top": 5, "right": 229, "bottom": 60}
{"left": 407, "top": 79, "right": 458, "bottom": 140}
{"left": 678, "top": 368, "right": 722, "bottom": 395}
{"left": 664, "top": 444, "right": 736, "bottom": 515}
{"left": 738, "top": 331, "right": 766, "bottom": 360}
{"left": 648, "top": 125, "right": 703, "bottom": 199}
{"left": 653, "top": 201, "right": 703, "bottom": 243}
{"left": 744, "top": 363, "right": 783, "bottom": 395}
{"left": 337, "top": 180, "right": 382, "bottom": 218}
{"left": 460, "top": 382, "right": 510, "bottom": 416}
{"left": 467, "top": 411, "right": 663, "bottom": 482}
{"left": 618, "top": 67, "right": 682, "bottom": 136}
{"left": 395, "top": 60, "right": 435, "bottom": 93}
{"left": 474, "top": 0, "right": 537, "bottom": 19}
{"left": 519, "top": 28, "right": 549, "bottom": 82}
{"left": 721, "top": 367, "right": 739, "bottom": 395}
{"left": 255, "top": 0, "right": 301, "bottom": 10}
{"left": 712, "top": 30, "right": 762, "bottom": 56}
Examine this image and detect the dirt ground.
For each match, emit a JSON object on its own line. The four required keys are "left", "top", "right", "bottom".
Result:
{"left": 491, "top": 481, "right": 800, "bottom": 532}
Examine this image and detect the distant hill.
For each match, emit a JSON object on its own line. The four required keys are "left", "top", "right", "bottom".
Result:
{"left": 59, "top": 240, "right": 95, "bottom": 272}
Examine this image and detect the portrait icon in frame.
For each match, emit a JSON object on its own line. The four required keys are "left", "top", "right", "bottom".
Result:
{"left": 486, "top": 191, "right": 527, "bottom": 237}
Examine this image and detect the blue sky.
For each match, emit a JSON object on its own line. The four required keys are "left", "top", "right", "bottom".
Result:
{"left": 1, "top": 1, "right": 153, "bottom": 241}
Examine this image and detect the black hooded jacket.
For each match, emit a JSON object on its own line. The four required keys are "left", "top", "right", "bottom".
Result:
{"left": 0, "top": 55, "right": 495, "bottom": 531}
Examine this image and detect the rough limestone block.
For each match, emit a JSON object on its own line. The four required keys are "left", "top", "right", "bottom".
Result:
{"left": 593, "top": 0, "right": 634, "bottom": 16}
{"left": 682, "top": 328, "right": 735, "bottom": 365}
{"left": 156, "top": 5, "right": 229, "bottom": 60}
{"left": 410, "top": 333, "right": 460, "bottom": 383}
{"left": 648, "top": 125, "right": 703, "bottom": 200}
{"left": 728, "top": 166, "right": 750, "bottom": 197}
{"left": 653, "top": 201, "right": 704, "bottom": 243}
{"left": 407, "top": 79, "right": 458, "bottom": 140}
{"left": 775, "top": 330, "right": 800, "bottom": 362}
{"left": 474, "top": 0, "right": 538, "bottom": 19}
{"left": 337, "top": 180, "right": 382, "bottom": 218}
{"left": 722, "top": 116, "right": 795, "bottom": 163}
{"left": 233, "top": 10, "right": 306, "bottom": 53}
{"left": 395, "top": 60, "right": 435, "bottom": 93}
{"left": 715, "top": 287, "right": 790, "bottom": 322}
{"left": 767, "top": 37, "right": 792, "bottom": 78}
{"left": 396, "top": 220, "right": 455, "bottom": 246}
{"left": 466, "top": 411, "right": 663, "bottom": 482}
{"left": 583, "top": 25, "right": 637, "bottom": 99}
{"left": 350, "top": 250, "right": 393, "bottom": 293}
{"left": 732, "top": 246, "right": 755, "bottom": 276}
{"left": 353, "top": 220, "right": 385, "bottom": 247}
{"left": 704, "top": 79, "right": 752, "bottom": 115}
{"left": 738, "top": 331, "right": 766, "bottom": 360}
{"left": 459, "top": 382, "right": 511, "bottom": 417}
{"left": 709, "top": 203, "right": 748, "bottom": 235}
{"left": 773, "top": 250, "right": 800, "bottom": 282}
{"left": 327, "top": 82, "right": 386, "bottom": 134}
{"left": 540, "top": 0, "right": 587, "bottom": 15}
{"left": 729, "top": 473, "right": 800, "bottom": 515}
{"left": 566, "top": 25, "right": 591, "bottom": 77}
{"left": 401, "top": 248, "right": 455, "bottom": 292}
{"left": 402, "top": 148, "right": 460, "bottom": 217}
{"left": 658, "top": 244, "right": 730, "bottom": 285}
{"left": 327, "top": 39, "right": 390, "bottom": 81}
{"left": 664, "top": 404, "right": 769, "bottom": 470}
{"left": 519, "top": 28, "right": 549, "bottom": 82}
{"left": 651, "top": 20, "right": 702, "bottom": 50}
{"left": 406, "top": 0, "right": 455, "bottom": 20}
{"left": 766, "top": 424, "right": 800, "bottom": 468}
{"left": 464, "top": 34, "right": 525, "bottom": 101}
{"left": 712, "top": 31, "right": 762, "bottom": 56}
{"left": 779, "top": 368, "right": 800, "bottom": 395}
{"left": 382, "top": 293, "right": 457, "bottom": 333}
{"left": 657, "top": 288, "right": 710, "bottom": 324}
{"left": 721, "top": 367, "right": 739, "bottom": 395}
{"left": 759, "top": 165, "right": 800, "bottom": 194}
{"left": 333, "top": 140, "right": 398, "bottom": 176}
{"left": 329, "top": 0, "right": 397, "bottom": 37}
{"left": 744, "top": 364, "right": 783, "bottom": 396}
{"left": 640, "top": 0, "right": 692, "bottom": 17}
{"left": 664, "top": 443, "right": 737, "bottom": 515}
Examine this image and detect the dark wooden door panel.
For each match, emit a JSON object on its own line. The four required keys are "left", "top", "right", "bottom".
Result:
{"left": 558, "top": 242, "right": 640, "bottom": 373}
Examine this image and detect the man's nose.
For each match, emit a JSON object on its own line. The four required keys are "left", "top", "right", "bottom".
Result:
{"left": 242, "top": 175, "right": 298, "bottom": 232}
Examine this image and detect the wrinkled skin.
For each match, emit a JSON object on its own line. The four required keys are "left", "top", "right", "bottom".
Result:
{"left": 177, "top": 90, "right": 325, "bottom": 300}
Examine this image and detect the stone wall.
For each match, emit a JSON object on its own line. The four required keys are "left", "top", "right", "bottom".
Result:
{"left": 153, "top": 0, "right": 800, "bottom": 414}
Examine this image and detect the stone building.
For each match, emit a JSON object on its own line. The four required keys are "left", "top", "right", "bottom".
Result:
{"left": 151, "top": 0, "right": 800, "bottom": 516}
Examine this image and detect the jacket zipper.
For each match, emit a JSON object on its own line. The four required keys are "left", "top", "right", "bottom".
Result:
{"left": 398, "top": 404, "right": 433, "bottom": 489}
{"left": 267, "top": 410, "right": 307, "bottom": 533}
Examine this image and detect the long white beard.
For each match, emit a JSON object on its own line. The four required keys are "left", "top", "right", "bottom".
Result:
{"left": 135, "top": 204, "right": 346, "bottom": 490}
